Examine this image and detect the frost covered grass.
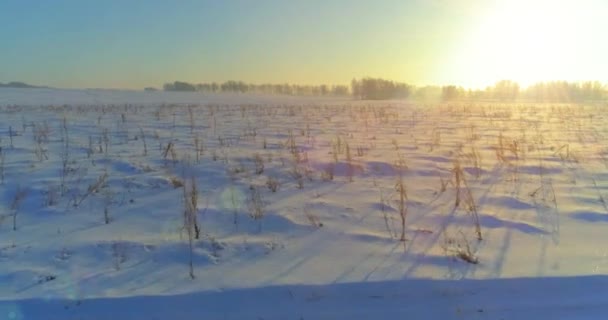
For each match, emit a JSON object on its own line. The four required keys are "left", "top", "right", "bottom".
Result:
{"left": 1, "top": 88, "right": 608, "bottom": 319}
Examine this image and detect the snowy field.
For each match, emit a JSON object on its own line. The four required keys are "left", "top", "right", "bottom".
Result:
{"left": 1, "top": 88, "right": 608, "bottom": 319}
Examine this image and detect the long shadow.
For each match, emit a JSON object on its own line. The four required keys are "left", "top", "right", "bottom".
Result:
{"left": 401, "top": 205, "right": 460, "bottom": 278}
{"left": 490, "top": 226, "right": 513, "bottom": 278}
{"left": 362, "top": 242, "right": 402, "bottom": 282}
{"left": 571, "top": 211, "right": 608, "bottom": 223}
{"left": 3, "top": 276, "right": 608, "bottom": 320}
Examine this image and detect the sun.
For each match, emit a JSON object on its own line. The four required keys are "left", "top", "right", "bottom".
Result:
{"left": 442, "top": 0, "right": 595, "bottom": 88}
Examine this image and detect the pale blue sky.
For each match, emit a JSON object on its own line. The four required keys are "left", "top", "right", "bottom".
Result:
{"left": 1, "top": 0, "right": 606, "bottom": 89}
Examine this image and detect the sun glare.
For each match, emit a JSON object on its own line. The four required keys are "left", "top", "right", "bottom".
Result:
{"left": 444, "top": 0, "right": 593, "bottom": 88}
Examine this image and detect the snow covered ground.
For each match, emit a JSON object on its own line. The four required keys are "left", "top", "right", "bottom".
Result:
{"left": 1, "top": 88, "right": 608, "bottom": 319}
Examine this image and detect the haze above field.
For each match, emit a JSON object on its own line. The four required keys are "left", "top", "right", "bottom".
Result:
{"left": 1, "top": 0, "right": 607, "bottom": 90}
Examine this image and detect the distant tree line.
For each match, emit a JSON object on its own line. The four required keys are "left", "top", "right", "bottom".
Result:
{"left": 415, "top": 80, "right": 607, "bottom": 102}
{"left": 350, "top": 78, "right": 412, "bottom": 100}
{"left": 162, "top": 81, "right": 349, "bottom": 96}
{"left": 522, "top": 81, "right": 605, "bottom": 102}
{"left": 160, "top": 79, "right": 607, "bottom": 102}
{"left": 0, "top": 81, "right": 47, "bottom": 89}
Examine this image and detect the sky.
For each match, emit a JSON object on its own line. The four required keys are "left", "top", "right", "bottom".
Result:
{"left": 1, "top": 0, "right": 607, "bottom": 89}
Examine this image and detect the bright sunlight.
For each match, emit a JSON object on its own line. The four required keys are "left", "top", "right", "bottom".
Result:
{"left": 444, "top": 0, "right": 601, "bottom": 88}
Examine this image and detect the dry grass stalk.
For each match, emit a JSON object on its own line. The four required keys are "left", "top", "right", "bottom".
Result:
{"left": 11, "top": 186, "right": 29, "bottom": 231}
{"left": 395, "top": 173, "right": 408, "bottom": 241}
{"left": 453, "top": 160, "right": 482, "bottom": 240}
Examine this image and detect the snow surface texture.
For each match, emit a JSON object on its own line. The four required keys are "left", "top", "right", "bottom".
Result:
{"left": 1, "top": 88, "right": 608, "bottom": 319}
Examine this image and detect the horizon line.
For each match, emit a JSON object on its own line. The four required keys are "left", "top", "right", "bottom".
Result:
{"left": 2, "top": 78, "right": 607, "bottom": 92}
